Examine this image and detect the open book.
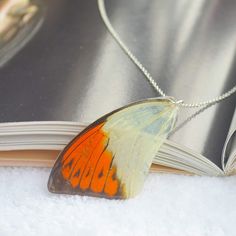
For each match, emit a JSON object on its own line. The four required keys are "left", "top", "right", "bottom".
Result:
{"left": 0, "top": 0, "right": 235, "bottom": 177}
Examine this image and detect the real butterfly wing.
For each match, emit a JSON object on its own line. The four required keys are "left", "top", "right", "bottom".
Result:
{"left": 48, "top": 98, "right": 178, "bottom": 199}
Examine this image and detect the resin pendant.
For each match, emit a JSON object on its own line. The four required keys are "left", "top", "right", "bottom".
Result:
{"left": 48, "top": 97, "right": 178, "bottom": 199}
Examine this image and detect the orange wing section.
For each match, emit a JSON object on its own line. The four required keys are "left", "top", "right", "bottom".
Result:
{"left": 59, "top": 122, "right": 121, "bottom": 198}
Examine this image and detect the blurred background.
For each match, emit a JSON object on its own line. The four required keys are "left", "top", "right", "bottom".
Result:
{"left": 0, "top": 0, "right": 235, "bottom": 166}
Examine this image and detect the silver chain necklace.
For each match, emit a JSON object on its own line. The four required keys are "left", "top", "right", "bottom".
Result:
{"left": 97, "top": 0, "right": 236, "bottom": 108}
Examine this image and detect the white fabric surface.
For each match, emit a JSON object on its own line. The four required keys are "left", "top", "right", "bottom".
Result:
{"left": 0, "top": 167, "right": 235, "bottom": 236}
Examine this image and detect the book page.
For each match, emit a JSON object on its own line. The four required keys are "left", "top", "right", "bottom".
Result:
{"left": 0, "top": 149, "right": 193, "bottom": 176}
{"left": 222, "top": 108, "right": 236, "bottom": 174}
{"left": 0, "top": 121, "right": 223, "bottom": 175}
{"left": 0, "top": 0, "right": 235, "bottom": 168}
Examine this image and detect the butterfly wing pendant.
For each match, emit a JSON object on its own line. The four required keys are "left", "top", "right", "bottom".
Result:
{"left": 48, "top": 97, "right": 178, "bottom": 199}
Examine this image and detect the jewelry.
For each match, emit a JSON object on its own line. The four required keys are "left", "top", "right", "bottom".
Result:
{"left": 48, "top": 0, "right": 236, "bottom": 199}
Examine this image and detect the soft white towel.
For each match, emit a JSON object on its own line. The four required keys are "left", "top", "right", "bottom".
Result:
{"left": 0, "top": 167, "right": 235, "bottom": 236}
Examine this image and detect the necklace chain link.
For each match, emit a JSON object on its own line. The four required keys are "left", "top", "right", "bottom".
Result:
{"left": 98, "top": 0, "right": 236, "bottom": 108}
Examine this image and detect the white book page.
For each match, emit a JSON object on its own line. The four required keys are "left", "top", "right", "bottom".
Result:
{"left": 222, "top": 108, "right": 236, "bottom": 174}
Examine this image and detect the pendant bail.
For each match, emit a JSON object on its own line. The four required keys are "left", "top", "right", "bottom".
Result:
{"left": 164, "top": 97, "right": 183, "bottom": 106}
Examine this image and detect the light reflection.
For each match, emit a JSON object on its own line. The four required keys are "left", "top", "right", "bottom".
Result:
{"left": 0, "top": 0, "right": 44, "bottom": 67}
